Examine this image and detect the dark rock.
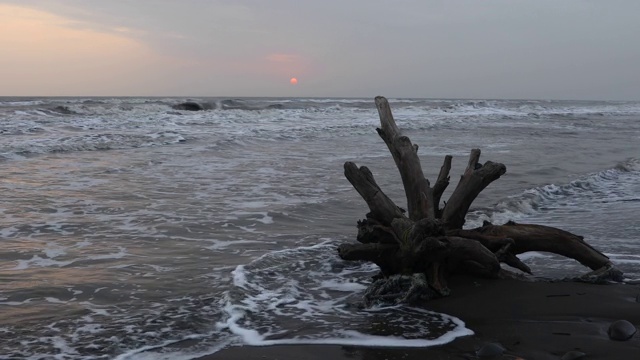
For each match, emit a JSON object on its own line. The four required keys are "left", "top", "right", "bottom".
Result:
{"left": 607, "top": 319, "right": 637, "bottom": 341}
{"left": 476, "top": 342, "right": 506, "bottom": 358}
{"left": 172, "top": 102, "right": 204, "bottom": 111}
{"left": 52, "top": 106, "right": 75, "bottom": 114}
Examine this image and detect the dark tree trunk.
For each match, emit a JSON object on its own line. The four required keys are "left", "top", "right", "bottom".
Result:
{"left": 338, "top": 97, "right": 622, "bottom": 303}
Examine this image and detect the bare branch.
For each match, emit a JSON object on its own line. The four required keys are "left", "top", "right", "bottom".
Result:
{"left": 374, "top": 96, "right": 435, "bottom": 220}
{"left": 441, "top": 149, "right": 506, "bottom": 229}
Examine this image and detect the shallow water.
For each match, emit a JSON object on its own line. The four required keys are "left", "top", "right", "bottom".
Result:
{"left": 0, "top": 97, "right": 639, "bottom": 358}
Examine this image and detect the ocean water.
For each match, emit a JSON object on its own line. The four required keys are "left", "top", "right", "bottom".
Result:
{"left": 0, "top": 97, "right": 639, "bottom": 359}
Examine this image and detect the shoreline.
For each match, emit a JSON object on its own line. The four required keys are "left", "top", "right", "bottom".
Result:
{"left": 201, "top": 277, "right": 639, "bottom": 360}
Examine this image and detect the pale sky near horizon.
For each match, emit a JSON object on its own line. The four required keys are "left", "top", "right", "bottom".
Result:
{"left": 1, "top": 1, "right": 639, "bottom": 100}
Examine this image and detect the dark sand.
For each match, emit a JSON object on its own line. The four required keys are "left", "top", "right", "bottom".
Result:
{"left": 202, "top": 277, "right": 639, "bottom": 360}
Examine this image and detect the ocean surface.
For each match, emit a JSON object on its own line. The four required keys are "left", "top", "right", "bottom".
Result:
{"left": 0, "top": 96, "right": 639, "bottom": 359}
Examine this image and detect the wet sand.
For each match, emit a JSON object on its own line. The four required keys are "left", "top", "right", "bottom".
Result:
{"left": 202, "top": 276, "right": 639, "bottom": 360}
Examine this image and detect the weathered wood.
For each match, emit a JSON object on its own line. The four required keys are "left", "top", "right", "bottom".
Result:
{"left": 441, "top": 149, "right": 506, "bottom": 229}
{"left": 338, "top": 96, "right": 623, "bottom": 306}
{"left": 445, "top": 236, "right": 501, "bottom": 277}
{"left": 497, "top": 247, "right": 533, "bottom": 275}
{"left": 374, "top": 96, "right": 435, "bottom": 220}
{"left": 344, "top": 162, "right": 404, "bottom": 226}
{"left": 447, "top": 228, "right": 514, "bottom": 251}
{"left": 338, "top": 243, "right": 398, "bottom": 262}
{"left": 338, "top": 243, "right": 401, "bottom": 276}
{"left": 398, "top": 218, "right": 445, "bottom": 250}
{"left": 433, "top": 155, "right": 452, "bottom": 217}
{"left": 467, "top": 221, "right": 613, "bottom": 271}
{"left": 356, "top": 218, "right": 399, "bottom": 244}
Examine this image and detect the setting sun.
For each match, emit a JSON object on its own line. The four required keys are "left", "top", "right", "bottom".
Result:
{"left": 289, "top": 77, "right": 298, "bottom": 85}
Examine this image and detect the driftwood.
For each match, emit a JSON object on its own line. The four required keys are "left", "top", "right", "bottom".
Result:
{"left": 338, "top": 97, "right": 622, "bottom": 303}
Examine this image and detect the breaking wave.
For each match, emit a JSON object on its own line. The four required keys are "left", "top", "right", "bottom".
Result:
{"left": 467, "top": 158, "right": 640, "bottom": 227}
{"left": 2, "top": 97, "right": 640, "bottom": 159}
{"left": 2, "top": 132, "right": 186, "bottom": 158}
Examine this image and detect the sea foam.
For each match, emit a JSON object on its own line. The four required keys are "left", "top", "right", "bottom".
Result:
{"left": 215, "top": 241, "right": 474, "bottom": 351}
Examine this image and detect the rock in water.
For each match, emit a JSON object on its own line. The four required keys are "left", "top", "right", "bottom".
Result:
{"left": 172, "top": 102, "right": 204, "bottom": 111}
{"left": 476, "top": 342, "right": 506, "bottom": 358}
{"left": 607, "top": 319, "right": 637, "bottom": 341}
{"left": 53, "top": 106, "right": 75, "bottom": 114}
{"left": 561, "top": 350, "right": 586, "bottom": 360}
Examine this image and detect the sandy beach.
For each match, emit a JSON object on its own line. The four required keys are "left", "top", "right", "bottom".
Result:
{"left": 203, "top": 277, "right": 639, "bottom": 360}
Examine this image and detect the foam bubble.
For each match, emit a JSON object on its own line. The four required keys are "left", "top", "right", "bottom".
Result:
{"left": 206, "top": 239, "right": 266, "bottom": 250}
{"left": 318, "top": 279, "right": 367, "bottom": 292}
{"left": 232, "top": 265, "right": 248, "bottom": 289}
{"left": 605, "top": 253, "right": 640, "bottom": 265}
{"left": 43, "top": 245, "right": 67, "bottom": 258}
{"left": 0, "top": 298, "right": 34, "bottom": 306}
{"left": 11, "top": 255, "right": 74, "bottom": 270}
{"left": 87, "top": 246, "right": 129, "bottom": 260}
{"left": 44, "top": 297, "right": 67, "bottom": 304}
{"left": 112, "top": 334, "right": 228, "bottom": 360}
{"left": 254, "top": 212, "right": 273, "bottom": 224}
{"left": 516, "top": 252, "right": 552, "bottom": 261}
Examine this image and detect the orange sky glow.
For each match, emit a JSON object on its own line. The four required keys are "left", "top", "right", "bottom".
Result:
{"left": 0, "top": 5, "right": 166, "bottom": 95}
{"left": 0, "top": 4, "right": 311, "bottom": 96}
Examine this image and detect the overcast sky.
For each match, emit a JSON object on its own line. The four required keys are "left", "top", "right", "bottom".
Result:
{"left": 1, "top": 1, "right": 639, "bottom": 99}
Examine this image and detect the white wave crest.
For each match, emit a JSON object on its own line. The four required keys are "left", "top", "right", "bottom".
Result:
{"left": 467, "top": 158, "right": 640, "bottom": 227}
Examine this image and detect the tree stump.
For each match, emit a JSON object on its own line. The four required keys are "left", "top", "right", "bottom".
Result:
{"left": 338, "top": 97, "right": 622, "bottom": 304}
